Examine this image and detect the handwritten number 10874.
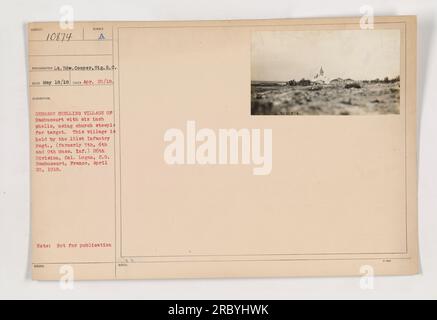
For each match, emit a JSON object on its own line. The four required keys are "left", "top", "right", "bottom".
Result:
{"left": 46, "top": 33, "right": 73, "bottom": 42}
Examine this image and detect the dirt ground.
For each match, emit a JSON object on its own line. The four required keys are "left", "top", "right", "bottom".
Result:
{"left": 251, "top": 82, "right": 401, "bottom": 115}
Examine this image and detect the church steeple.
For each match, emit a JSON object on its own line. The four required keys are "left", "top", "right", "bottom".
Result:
{"left": 313, "top": 66, "right": 328, "bottom": 84}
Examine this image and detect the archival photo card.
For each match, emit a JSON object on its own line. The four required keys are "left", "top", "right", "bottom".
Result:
{"left": 251, "top": 29, "right": 401, "bottom": 115}
{"left": 28, "top": 17, "right": 417, "bottom": 281}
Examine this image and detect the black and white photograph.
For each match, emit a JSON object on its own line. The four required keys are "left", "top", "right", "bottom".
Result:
{"left": 251, "top": 29, "right": 401, "bottom": 115}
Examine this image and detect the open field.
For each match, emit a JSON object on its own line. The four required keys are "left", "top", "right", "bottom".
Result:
{"left": 251, "top": 82, "right": 401, "bottom": 115}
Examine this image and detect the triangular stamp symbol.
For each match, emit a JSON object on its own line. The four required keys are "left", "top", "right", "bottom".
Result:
{"left": 98, "top": 33, "right": 105, "bottom": 40}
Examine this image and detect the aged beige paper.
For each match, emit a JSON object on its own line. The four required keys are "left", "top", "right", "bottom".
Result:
{"left": 29, "top": 16, "right": 418, "bottom": 280}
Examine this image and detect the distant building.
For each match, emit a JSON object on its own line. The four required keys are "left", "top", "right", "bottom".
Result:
{"left": 330, "top": 78, "right": 344, "bottom": 84}
{"left": 313, "top": 66, "right": 329, "bottom": 84}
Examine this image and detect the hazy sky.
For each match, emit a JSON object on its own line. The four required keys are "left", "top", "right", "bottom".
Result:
{"left": 251, "top": 29, "right": 400, "bottom": 81}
